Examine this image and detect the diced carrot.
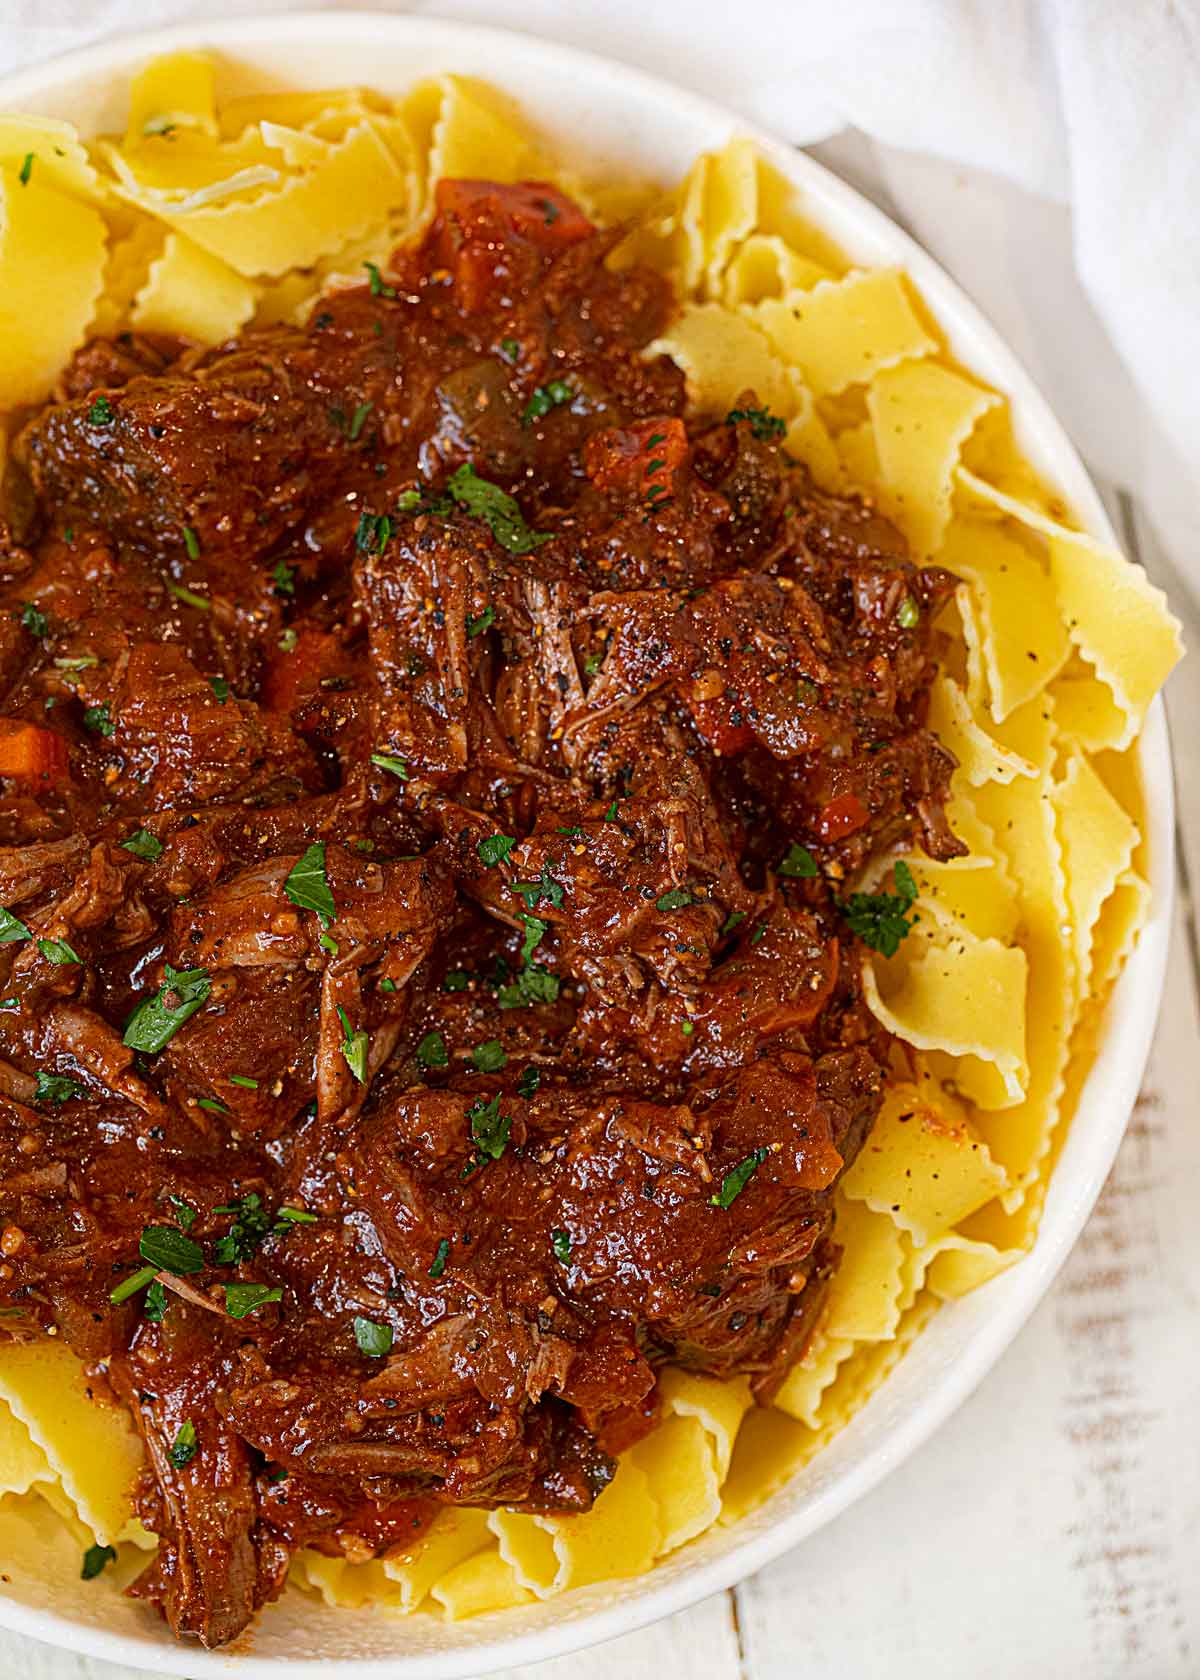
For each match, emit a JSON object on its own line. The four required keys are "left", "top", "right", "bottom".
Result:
{"left": 584, "top": 417, "right": 689, "bottom": 502}
{"left": 432, "top": 179, "right": 594, "bottom": 312}
{"left": 0, "top": 719, "right": 70, "bottom": 784}
{"left": 815, "top": 792, "right": 869, "bottom": 839}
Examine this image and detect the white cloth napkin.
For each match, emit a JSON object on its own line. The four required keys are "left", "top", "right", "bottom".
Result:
{"left": 4, "top": 0, "right": 1197, "bottom": 583}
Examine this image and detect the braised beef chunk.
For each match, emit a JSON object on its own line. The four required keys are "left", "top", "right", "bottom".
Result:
{"left": 0, "top": 180, "right": 960, "bottom": 1648}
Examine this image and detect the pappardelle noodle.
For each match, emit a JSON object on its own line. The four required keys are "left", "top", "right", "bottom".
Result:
{"left": 0, "top": 53, "right": 1181, "bottom": 1644}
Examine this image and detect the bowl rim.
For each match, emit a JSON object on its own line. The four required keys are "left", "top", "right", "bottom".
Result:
{"left": 0, "top": 11, "right": 1176, "bottom": 1675}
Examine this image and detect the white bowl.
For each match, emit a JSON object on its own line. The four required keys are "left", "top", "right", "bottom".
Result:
{"left": 0, "top": 12, "right": 1174, "bottom": 1675}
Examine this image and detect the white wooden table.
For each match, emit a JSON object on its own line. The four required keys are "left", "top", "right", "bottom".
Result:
{"left": 4, "top": 152, "right": 1197, "bottom": 1680}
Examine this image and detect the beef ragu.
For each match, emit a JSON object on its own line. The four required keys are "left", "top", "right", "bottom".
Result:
{"left": 0, "top": 179, "right": 961, "bottom": 1646}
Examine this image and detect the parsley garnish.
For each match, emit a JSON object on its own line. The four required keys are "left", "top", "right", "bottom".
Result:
{"left": 169, "top": 1195, "right": 196, "bottom": 1230}
{"left": 18, "top": 152, "right": 33, "bottom": 186}
{"left": 726, "top": 405, "right": 786, "bottom": 441}
{"left": 370, "top": 752, "right": 409, "bottom": 779}
{"left": 34, "top": 1071, "right": 82, "bottom": 1106}
{"left": 518, "top": 914, "right": 546, "bottom": 964}
{"left": 711, "top": 1147, "right": 769, "bottom": 1209}
{"left": 209, "top": 677, "right": 230, "bottom": 704}
{"left": 337, "top": 1005, "right": 368, "bottom": 1083}
{"left": 499, "top": 337, "right": 520, "bottom": 363}
{"left": 182, "top": 525, "right": 201, "bottom": 561}
{"left": 363, "top": 260, "right": 396, "bottom": 298}
{"left": 839, "top": 860, "right": 919, "bottom": 958}
{"left": 37, "top": 938, "right": 81, "bottom": 965}
{"left": 0, "top": 907, "right": 30, "bottom": 944}
{"left": 355, "top": 511, "right": 393, "bottom": 554}
{"left": 466, "top": 605, "right": 495, "bottom": 637}
{"left": 87, "top": 395, "right": 114, "bottom": 426}
{"left": 428, "top": 1237, "right": 451, "bottom": 1279}
{"left": 196, "top": 1096, "right": 229, "bottom": 1114}
{"left": 224, "top": 1282, "right": 282, "bottom": 1319}
{"left": 143, "top": 1279, "right": 167, "bottom": 1322}
{"left": 378, "top": 977, "right": 397, "bottom": 993}
{"left": 551, "top": 1229, "right": 571, "bottom": 1264}
{"left": 278, "top": 627, "right": 299, "bottom": 653}
{"left": 271, "top": 560, "right": 295, "bottom": 597}
{"left": 445, "top": 464, "right": 551, "bottom": 556}
{"left": 467, "top": 1092, "right": 512, "bottom": 1160}
{"left": 656, "top": 888, "right": 692, "bottom": 911}
{"left": 348, "top": 401, "right": 373, "bottom": 442}
{"left": 139, "top": 1224, "right": 204, "bottom": 1274}
{"left": 81, "top": 702, "right": 114, "bottom": 737}
{"left": 522, "top": 379, "right": 573, "bottom": 426}
{"left": 123, "top": 965, "right": 210, "bottom": 1053}
{"left": 417, "top": 1030, "right": 448, "bottom": 1069}
{"left": 896, "top": 595, "right": 920, "bottom": 629}
{"left": 778, "top": 844, "right": 818, "bottom": 879}
{"left": 354, "top": 1316, "right": 393, "bottom": 1356}
{"left": 284, "top": 840, "right": 336, "bottom": 928}
{"left": 720, "top": 911, "right": 746, "bottom": 937}
{"left": 497, "top": 967, "right": 559, "bottom": 1009}
{"left": 471, "top": 1039, "right": 507, "bottom": 1072}
{"left": 166, "top": 580, "right": 210, "bottom": 612}
{"left": 109, "top": 1265, "right": 158, "bottom": 1305}
{"left": 517, "top": 1065, "right": 541, "bottom": 1098}
{"left": 511, "top": 864, "right": 564, "bottom": 910}
{"left": 121, "top": 829, "right": 162, "bottom": 860}
{"left": 602, "top": 799, "right": 621, "bottom": 822}
{"left": 443, "top": 969, "right": 471, "bottom": 992}
{"left": 19, "top": 602, "right": 48, "bottom": 637}
{"left": 169, "top": 1419, "right": 197, "bottom": 1468}
{"left": 228, "top": 1074, "right": 258, "bottom": 1090}
{"left": 81, "top": 1544, "right": 116, "bottom": 1580}
{"left": 477, "top": 833, "right": 515, "bottom": 866}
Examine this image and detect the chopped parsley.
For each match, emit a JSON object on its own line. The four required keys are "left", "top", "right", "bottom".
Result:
{"left": 123, "top": 965, "right": 211, "bottom": 1053}
{"left": 839, "top": 860, "right": 919, "bottom": 958}
{"left": 710, "top": 1147, "right": 769, "bottom": 1209}
{"left": 497, "top": 966, "right": 559, "bottom": 1009}
{"left": 0, "top": 906, "right": 30, "bottom": 944}
{"left": 209, "top": 677, "right": 230, "bottom": 704}
{"left": 181, "top": 525, "right": 201, "bottom": 561}
{"left": 86, "top": 395, "right": 114, "bottom": 426}
{"left": 471, "top": 1039, "right": 507, "bottom": 1072}
{"left": 278, "top": 627, "right": 299, "bottom": 654}
{"left": 196, "top": 1096, "right": 230, "bottom": 1114}
{"left": 169, "top": 1419, "right": 198, "bottom": 1468}
{"left": 370, "top": 752, "right": 409, "bottom": 779}
{"left": 466, "top": 604, "right": 496, "bottom": 637}
{"left": 602, "top": 799, "right": 621, "bottom": 822}
{"left": 347, "top": 401, "right": 373, "bottom": 442}
{"left": 224, "top": 1282, "right": 283, "bottom": 1319}
{"left": 109, "top": 1265, "right": 158, "bottom": 1305}
{"left": 139, "top": 1224, "right": 204, "bottom": 1275}
{"left": 319, "top": 931, "right": 339, "bottom": 956}
{"left": 166, "top": 580, "right": 210, "bottom": 612}
{"left": 551, "top": 1229, "right": 572, "bottom": 1264}
{"left": 725, "top": 405, "right": 787, "bottom": 441}
{"left": 378, "top": 977, "right": 398, "bottom": 993}
{"left": 284, "top": 840, "right": 336, "bottom": 928}
{"left": 499, "top": 337, "right": 520, "bottom": 363}
{"left": 17, "top": 152, "right": 33, "bottom": 185}
{"left": 355, "top": 511, "right": 393, "bottom": 554}
{"left": 510, "top": 863, "right": 564, "bottom": 910}
{"left": 445, "top": 464, "right": 551, "bottom": 556}
{"left": 896, "top": 594, "right": 920, "bottom": 629}
{"left": 18, "top": 602, "right": 48, "bottom": 637}
{"left": 778, "top": 843, "right": 818, "bottom": 879}
{"left": 522, "top": 379, "right": 573, "bottom": 426}
{"left": 228, "top": 1074, "right": 258, "bottom": 1090}
{"left": 477, "top": 832, "right": 515, "bottom": 867}
{"left": 655, "top": 888, "right": 692, "bottom": 911}
{"left": 276, "top": 1206, "right": 316, "bottom": 1225}
{"left": 416, "top": 1030, "right": 448, "bottom": 1069}
{"left": 34, "top": 1071, "right": 82, "bottom": 1106}
{"left": 720, "top": 911, "right": 747, "bottom": 937}
{"left": 443, "top": 969, "right": 471, "bottom": 992}
{"left": 169, "top": 1195, "right": 196, "bottom": 1230}
{"left": 428, "top": 1237, "right": 451, "bottom": 1279}
{"left": 81, "top": 1544, "right": 116, "bottom": 1580}
{"left": 271, "top": 560, "right": 295, "bottom": 597}
{"left": 121, "top": 828, "right": 162, "bottom": 861}
{"left": 584, "top": 651, "right": 602, "bottom": 677}
{"left": 143, "top": 1279, "right": 168, "bottom": 1322}
{"left": 363, "top": 260, "right": 396, "bottom": 298}
{"left": 517, "top": 1065, "right": 541, "bottom": 1098}
{"left": 337, "top": 1005, "right": 369, "bottom": 1084}
{"left": 354, "top": 1316, "right": 393, "bottom": 1356}
{"left": 467, "top": 1092, "right": 512, "bottom": 1161}
{"left": 82, "top": 703, "right": 114, "bottom": 737}
{"left": 518, "top": 914, "right": 546, "bottom": 964}
{"left": 37, "top": 938, "right": 81, "bottom": 966}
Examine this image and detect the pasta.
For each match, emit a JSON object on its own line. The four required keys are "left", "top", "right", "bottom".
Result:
{"left": 0, "top": 49, "right": 1182, "bottom": 1636}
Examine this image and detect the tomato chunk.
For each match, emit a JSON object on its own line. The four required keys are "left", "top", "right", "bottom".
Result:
{"left": 584, "top": 417, "right": 689, "bottom": 504}
{"left": 815, "top": 792, "right": 869, "bottom": 840}
{"left": 432, "top": 179, "right": 594, "bottom": 312}
{"left": 0, "top": 719, "right": 70, "bottom": 784}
